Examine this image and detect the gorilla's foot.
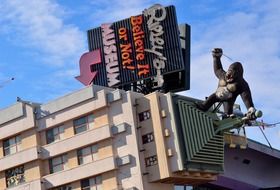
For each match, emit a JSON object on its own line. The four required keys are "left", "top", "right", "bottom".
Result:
{"left": 194, "top": 101, "right": 208, "bottom": 112}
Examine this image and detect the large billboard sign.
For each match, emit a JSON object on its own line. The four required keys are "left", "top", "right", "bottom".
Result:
{"left": 76, "top": 4, "right": 190, "bottom": 93}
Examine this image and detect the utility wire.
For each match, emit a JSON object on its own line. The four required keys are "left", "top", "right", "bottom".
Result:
{"left": 223, "top": 53, "right": 235, "bottom": 62}
{"left": 0, "top": 77, "right": 15, "bottom": 88}
{"left": 258, "top": 126, "right": 273, "bottom": 150}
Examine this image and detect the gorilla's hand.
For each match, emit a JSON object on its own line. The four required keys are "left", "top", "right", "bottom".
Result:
{"left": 246, "top": 107, "right": 256, "bottom": 120}
{"left": 212, "top": 48, "right": 223, "bottom": 58}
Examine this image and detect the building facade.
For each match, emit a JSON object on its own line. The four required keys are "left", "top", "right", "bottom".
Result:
{"left": 1, "top": 85, "right": 279, "bottom": 190}
{"left": 0, "top": 85, "right": 217, "bottom": 190}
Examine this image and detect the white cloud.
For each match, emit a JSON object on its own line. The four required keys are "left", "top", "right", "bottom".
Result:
{"left": 0, "top": 0, "right": 86, "bottom": 66}
{"left": 88, "top": 0, "right": 172, "bottom": 24}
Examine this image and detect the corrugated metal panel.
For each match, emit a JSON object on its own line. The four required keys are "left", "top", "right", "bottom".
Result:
{"left": 172, "top": 96, "right": 224, "bottom": 172}
{"left": 87, "top": 27, "right": 108, "bottom": 86}
{"left": 179, "top": 24, "right": 191, "bottom": 91}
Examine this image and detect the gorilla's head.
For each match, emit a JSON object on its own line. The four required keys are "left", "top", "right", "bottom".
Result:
{"left": 226, "top": 62, "right": 243, "bottom": 83}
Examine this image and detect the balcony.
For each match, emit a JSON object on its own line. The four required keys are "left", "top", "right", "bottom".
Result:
{"left": 41, "top": 125, "right": 111, "bottom": 159}
{"left": 37, "top": 89, "right": 107, "bottom": 130}
{"left": 0, "top": 103, "right": 35, "bottom": 140}
{"left": 42, "top": 156, "right": 116, "bottom": 189}
{"left": 6, "top": 179, "right": 45, "bottom": 190}
{"left": 0, "top": 146, "right": 39, "bottom": 171}
{"left": 5, "top": 179, "right": 43, "bottom": 190}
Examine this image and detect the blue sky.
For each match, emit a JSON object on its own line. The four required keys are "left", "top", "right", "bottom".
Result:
{"left": 0, "top": 0, "right": 279, "bottom": 149}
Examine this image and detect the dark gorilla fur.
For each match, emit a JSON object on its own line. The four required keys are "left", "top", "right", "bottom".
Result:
{"left": 196, "top": 48, "right": 254, "bottom": 115}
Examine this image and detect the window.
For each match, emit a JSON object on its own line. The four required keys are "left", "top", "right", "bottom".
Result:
{"left": 3, "top": 135, "right": 21, "bottom": 156}
{"left": 50, "top": 185, "right": 72, "bottom": 190}
{"left": 77, "top": 144, "right": 98, "bottom": 165}
{"left": 74, "top": 114, "right": 94, "bottom": 134}
{"left": 142, "top": 133, "right": 154, "bottom": 144}
{"left": 81, "top": 176, "right": 102, "bottom": 190}
{"left": 5, "top": 165, "right": 25, "bottom": 188}
{"left": 49, "top": 154, "right": 67, "bottom": 174}
{"left": 138, "top": 110, "right": 151, "bottom": 122}
{"left": 145, "top": 155, "right": 158, "bottom": 167}
{"left": 46, "top": 125, "right": 64, "bottom": 144}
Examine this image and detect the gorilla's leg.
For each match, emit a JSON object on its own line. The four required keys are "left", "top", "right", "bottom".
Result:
{"left": 196, "top": 93, "right": 219, "bottom": 111}
{"left": 223, "top": 101, "right": 234, "bottom": 115}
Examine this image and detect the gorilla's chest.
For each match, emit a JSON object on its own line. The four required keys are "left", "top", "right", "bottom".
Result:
{"left": 216, "top": 79, "right": 237, "bottom": 100}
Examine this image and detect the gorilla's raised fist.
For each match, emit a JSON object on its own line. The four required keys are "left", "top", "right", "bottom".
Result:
{"left": 212, "top": 48, "right": 223, "bottom": 58}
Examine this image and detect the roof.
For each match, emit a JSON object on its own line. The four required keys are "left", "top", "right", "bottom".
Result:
{"left": 247, "top": 138, "right": 280, "bottom": 159}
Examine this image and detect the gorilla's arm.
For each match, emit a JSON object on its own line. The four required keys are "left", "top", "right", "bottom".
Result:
{"left": 212, "top": 48, "right": 226, "bottom": 79}
{"left": 240, "top": 80, "right": 254, "bottom": 110}
{"left": 213, "top": 57, "right": 225, "bottom": 79}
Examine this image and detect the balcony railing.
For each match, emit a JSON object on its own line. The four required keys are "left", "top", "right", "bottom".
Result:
{"left": 0, "top": 146, "right": 39, "bottom": 171}
{"left": 40, "top": 125, "right": 111, "bottom": 159}
{"left": 4, "top": 178, "right": 43, "bottom": 190}
{"left": 42, "top": 156, "right": 116, "bottom": 189}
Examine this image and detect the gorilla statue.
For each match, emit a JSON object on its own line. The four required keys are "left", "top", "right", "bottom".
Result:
{"left": 196, "top": 48, "right": 256, "bottom": 118}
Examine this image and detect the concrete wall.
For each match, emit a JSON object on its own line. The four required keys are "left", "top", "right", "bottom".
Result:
{"left": 160, "top": 93, "right": 184, "bottom": 172}
{"left": 136, "top": 94, "right": 161, "bottom": 183}
{"left": 0, "top": 103, "right": 41, "bottom": 190}
{"left": 103, "top": 171, "right": 118, "bottom": 190}
{"left": 25, "top": 161, "right": 42, "bottom": 182}
{"left": 0, "top": 104, "right": 35, "bottom": 140}
{"left": 135, "top": 93, "right": 176, "bottom": 190}
{"left": 0, "top": 171, "right": 6, "bottom": 190}
{"left": 0, "top": 102, "right": 24, "bottom": 126}
{"left": 36, "top": 86, "right": 95, "bottom": 119}
{"left": 110, "top": 90, "right": 146, "bottom": 190}
{"left": 22, "top": 129, "right": 38, "bottom": 150}
{"left": 0, "top": 161, "right": 42, "bottom": 190}
{"left": 221, "top": 145, "right": 280, "bottom": 188}
{"left": 37, "top": 89, "right": 107, "bottom": 130}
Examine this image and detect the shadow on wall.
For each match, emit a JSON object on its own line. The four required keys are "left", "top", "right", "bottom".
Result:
{"left": 117, "top": 155, "right": 137, "bottom": 183}
{"left": 113, "top": 123, "right": 132, "bottom": 148}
